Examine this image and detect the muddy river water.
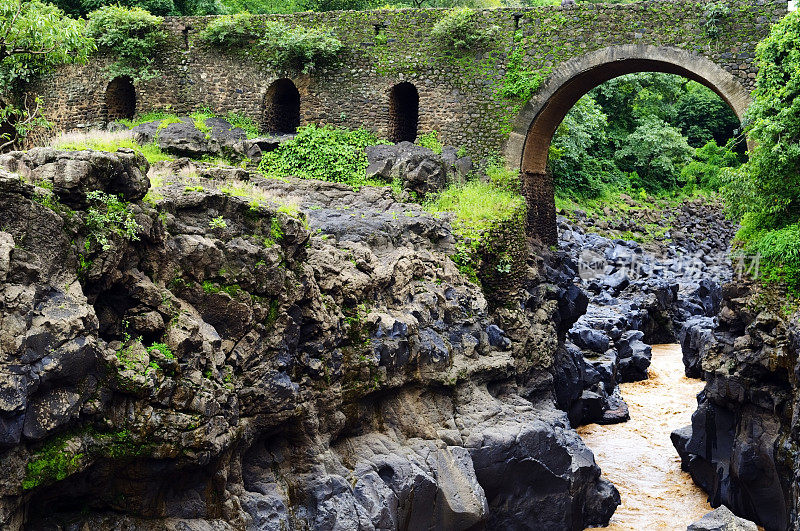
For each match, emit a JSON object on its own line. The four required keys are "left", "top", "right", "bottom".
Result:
{"left": 578, "top": 343, "right": 712, "bottom": 530}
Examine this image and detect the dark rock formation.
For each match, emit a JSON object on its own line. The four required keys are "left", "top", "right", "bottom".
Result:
{"left": 673, "top": 281, "right": 800, "bottom": 531}
{"left": 553, "top": 196, "right": 735, "bottom": 425}
{"left": 0, "top": 149, "right": 618, "bottom": 529}
{"left": 132, "top": 117, "right": 251, "bottom": 161}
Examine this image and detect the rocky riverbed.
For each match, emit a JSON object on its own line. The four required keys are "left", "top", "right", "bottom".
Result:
{"left": 553, "top": 195, "right": 736, "bottom": 428}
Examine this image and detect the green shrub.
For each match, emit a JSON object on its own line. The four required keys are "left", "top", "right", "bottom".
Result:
{"left": 680, "top": 140, "right": 740, "bottom": 192}
{"left": 487, "top": 163, "right": 520, "bottom": 193}
{"left": 85, "top": 191, "right": 141, "bottom": 252}
{"left": 417, "top": 131, "right": 443, "bottom": 154}
{"left": 260, "top": 21, "right": 343, "bottom": 73}
{"left": 424, "top": 180, "right": 526, "bottom": 288}
{"left": 736, "top": 219, "right": 800, "bottom": 292}
{"left": 146, "top": 343, "right": 174, "bottom": 359}
{"left": 424, "top": 180, "right": 526, "bottom": 241}
{"left": 431, "top": 8, "right": 499, "bottom": 52}
{"left": 199, "top": 12, "right": 260, "bottom": 48}
{"left": 259, "top": 124, "right": 387, "bottom": 188}
{"left": 614, "top": 117, "right": 693, "bottom": 192}
{"left": 88, "top": 5, "right": 165, "bottom": 80}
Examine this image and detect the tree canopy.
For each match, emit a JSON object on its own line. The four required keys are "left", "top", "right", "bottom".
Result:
{"left": 0, "top": 0, "right": 93, "bottom": 94}
{"left": 0, "top": 0, "right": 93, "bottom": 148}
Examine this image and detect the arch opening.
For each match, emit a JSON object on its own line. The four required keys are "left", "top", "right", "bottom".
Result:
{"left": 505, "top": 46, "right": 752, "bottom": 244}
{"left": 388, "top": 82, "right": 419, "bottom": 143}
{"left": 263, "top": 79, "right": 300, "bottom": 135}
{"left": 105, "top": 76, "right": 136, "bottom": 122}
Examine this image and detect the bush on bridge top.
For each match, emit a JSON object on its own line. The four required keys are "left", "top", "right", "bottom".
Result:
{"left": 431, "top": 8, "right": 499, "bottom": 52}
{"left": 199, "top": 14, "right": 343, "bottom": 73}
{"left": 199, "top": 12, "right": 260, "bottom": 47}
{"left": 88, "top": 5, "right": 166, "bottom": 81}
{"left": 261, "top": 21, "right": 343, "bottom": 74}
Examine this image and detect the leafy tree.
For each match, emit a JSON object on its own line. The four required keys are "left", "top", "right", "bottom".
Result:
{"left": 614, "top": 117, "right": 693, "bottom": 192}
{"left": 680, "top": 139, "right": 741, "bottom": 192}
{"left": 675, "top": 84, "right": 740, "bottom": 148}
{"left": 49, "top": 0, "right": 222, "bottom": 16}
{"left": 0, "top": 0, "right": 93, "bottom": 93}
{"left": 0, "top": 0, "right": 94, "bottom": 148}
{"left": 550, "top": 96, "right": 622, "bottom": 198}
{"left": 590, "top": 73, "right": 682, "bottom": 140}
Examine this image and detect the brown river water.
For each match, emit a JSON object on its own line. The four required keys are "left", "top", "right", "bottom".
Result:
{"left": 578, "top": 343, "right": 712, "bottom": 530}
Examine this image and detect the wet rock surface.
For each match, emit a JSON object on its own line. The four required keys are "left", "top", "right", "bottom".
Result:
{"left": 554, "top": 197, "right": 735, "bottom": 426}
{"left": 0, "top": 149, "right": 617, "bottom": 529}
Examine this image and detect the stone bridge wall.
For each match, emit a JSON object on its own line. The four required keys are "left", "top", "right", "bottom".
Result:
{"left": 35, "top": 1, "right": 786, "bottom": 163}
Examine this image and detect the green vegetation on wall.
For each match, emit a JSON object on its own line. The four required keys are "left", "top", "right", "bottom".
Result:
{"left": 199, "top": 15, "right": 343, "bottom": 73}
{"left": 431, "top": 8, "right": 499, "bottom": 51}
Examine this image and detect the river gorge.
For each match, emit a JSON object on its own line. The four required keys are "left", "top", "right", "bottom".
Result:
{"left": 579, "top": 344, "right": 711, "bottom": 530}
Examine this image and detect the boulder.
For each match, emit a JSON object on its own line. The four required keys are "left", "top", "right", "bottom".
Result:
{"left": 687, "top": 506, "right": 758, "bottom": 531}
{"left": 365, "top": 142, "right": 448, "bottom": 198}
{"left": 132, "top": 117, "right": 249, "bottom": 160}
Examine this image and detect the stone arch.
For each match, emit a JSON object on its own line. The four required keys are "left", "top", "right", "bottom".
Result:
{"left": 388, "top": 82, "right": 419, "bottom": 143}
{"left": 105, "top": 76, "right": 136, "bottom": 121}
{"left": 263, "top": 78, "right": 301, "bottom": 134}
{"left": 504, "top": 45, "right": 751, "bottom": 244}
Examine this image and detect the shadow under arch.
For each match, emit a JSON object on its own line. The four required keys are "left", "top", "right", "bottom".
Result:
{"left": 263, "top": 78, "right": 301, "bottom": 134}
{"left": 105, "top": 76, "right": 136, "bottom": 122}
{"left": 504, "top": 45, "right": 751, "bottom": 244}
{"left": 388, "top": 81, "right": 419, "bottom": 143}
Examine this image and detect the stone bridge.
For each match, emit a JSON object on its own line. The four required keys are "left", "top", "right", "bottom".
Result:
{"left": 36, "top": 0, "right": 788, "bottom": 242}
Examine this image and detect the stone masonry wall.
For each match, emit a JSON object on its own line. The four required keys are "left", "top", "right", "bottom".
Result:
{"left": 33, "top": 0, "right": 787, "bottom": 162}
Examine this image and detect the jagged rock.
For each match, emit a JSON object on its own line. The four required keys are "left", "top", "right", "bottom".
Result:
{"left": 687, "top": 506, "right": 759, "bottom": 531}
{"left": 678, "top": 316, "right": 714, "bottom": 378}
{"left": 673, "top": 282, "right": 798, "bottom": 531}
{"left": 569, "top": 327, "right": 610, "bottom": 353}
{"left": 617, "top": 330, "right": 652, "bottom": 382}
{"left": 0, "top": 149, "right": 620, "bottom": 529}
{"left": 132, "top": 117, "right": 248, "bottom": 160}
{"left": 0, "top": 147, "right": 149, "bottom": 206}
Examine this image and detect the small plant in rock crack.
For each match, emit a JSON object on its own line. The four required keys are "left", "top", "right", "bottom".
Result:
{"left": 85, "top": 191, "right": 140, "bottom": 252}
{"left": 209, "top": 216, "right": 227, "bottom": 230}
